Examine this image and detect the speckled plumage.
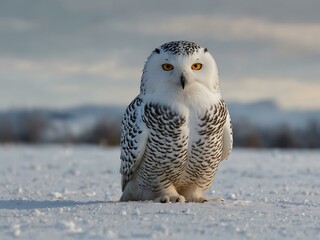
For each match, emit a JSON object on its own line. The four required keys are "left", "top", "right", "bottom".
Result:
{"left": 160, "top": 41, "right": 201, "bottom": 55}
{"left": 120, "top": 41, "right": 233, "bottom": 203}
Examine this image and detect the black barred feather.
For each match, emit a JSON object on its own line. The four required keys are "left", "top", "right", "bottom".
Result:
{"left": 120, "top": 97, "right": 228, "bottom": 193}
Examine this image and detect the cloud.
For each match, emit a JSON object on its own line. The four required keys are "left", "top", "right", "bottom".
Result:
{"left": 53, "top": 59, "right": 140, "bottom": 81}
{"left": 0, "top": 57, "right": 140, "bottom": 82}
{"left": 1, "top": 1, "right": 319, "bottom": 110}
{"left": 0, "top": 17, "right": 39, "bottom": 32}
{"left": 222, "top": 77, "right": 320, "bottom": 110}
{"left": 112, "top": 15, "right": 320, "bottom": 54}
{"left": 0, "top": 56, "right": 141, "bottom": 109}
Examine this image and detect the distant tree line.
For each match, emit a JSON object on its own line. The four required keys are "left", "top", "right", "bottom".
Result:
{"left": 0, "top": 110, "right": 319, "bottom": 148}
{"left": 0, "top": 110, "right": 48, "bottom": 143}
{"left": 233, "top": 119, "right": 320, "bottom": 148}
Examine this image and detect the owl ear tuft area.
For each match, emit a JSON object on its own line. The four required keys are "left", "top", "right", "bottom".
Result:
{"left": 154, "top": 48, "right": 160, "bottom": 54}
{"left": 204, "top": 48, "right": 208, "bottom": 53}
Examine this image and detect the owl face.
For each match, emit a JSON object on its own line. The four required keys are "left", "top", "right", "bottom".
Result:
{"left": 141, "top": 41, "right": 220, "bottom": 94}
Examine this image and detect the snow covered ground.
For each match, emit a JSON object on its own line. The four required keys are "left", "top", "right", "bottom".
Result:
{"left": 0, "top": 145, "right": 319, "bottom": 240}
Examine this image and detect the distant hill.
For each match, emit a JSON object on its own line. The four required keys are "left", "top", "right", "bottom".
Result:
{"left": 228, "top": 100, "right": 320, "bottom": 129}
{"left": 0, "top": 101, "right": 319, "bottom": 148}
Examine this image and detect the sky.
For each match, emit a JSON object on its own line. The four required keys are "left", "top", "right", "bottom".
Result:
{"left": 1, "top": 0, "right": 320, "bottom": 110}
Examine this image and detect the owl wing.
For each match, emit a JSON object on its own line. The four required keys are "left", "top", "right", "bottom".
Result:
{"left": 221, "top": 110, "right": 233, "bottom": 161}
{"left": 120, "top": 96, "right": 148, "bottom": 191}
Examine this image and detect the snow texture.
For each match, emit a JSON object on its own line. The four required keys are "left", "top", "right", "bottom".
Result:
{"left": 0, "top": 145, "right": 319, "bottom": 239}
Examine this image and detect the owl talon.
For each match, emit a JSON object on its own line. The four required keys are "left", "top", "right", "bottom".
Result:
{"left": 156, "top": 195, "right": 186, "bottom": 203}
{"left": 172, "top": 195, "right": 185, "bottom": 203}
{"left": 160, "top": 196, "right": 170, "bottom": 203}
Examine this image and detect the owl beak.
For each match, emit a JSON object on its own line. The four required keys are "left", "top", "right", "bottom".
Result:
{"left": 180, "top": 74, "right": 186, "bottom": 89}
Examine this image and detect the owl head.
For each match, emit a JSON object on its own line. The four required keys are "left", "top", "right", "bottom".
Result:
{"left": 140, "top": 41, "right": 220, "bottom": 95}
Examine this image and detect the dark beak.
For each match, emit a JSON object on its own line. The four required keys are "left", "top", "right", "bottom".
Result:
{"left": 180, "top": 74, "right": 186, "bottom": 89}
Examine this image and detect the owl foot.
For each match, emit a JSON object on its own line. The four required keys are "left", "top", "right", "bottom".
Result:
{"left": 155, "top": 195, "right": 186, "bottom": 203}
{"left": 191, "top": 196, "right": 209, "bottom": 203}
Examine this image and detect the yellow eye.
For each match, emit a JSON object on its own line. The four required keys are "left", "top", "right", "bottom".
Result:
{"left": 162, "top": 63, "right": 174, "bottom": 71}
{"left": 191, "top": 63, "right": 202, "bottom": 70}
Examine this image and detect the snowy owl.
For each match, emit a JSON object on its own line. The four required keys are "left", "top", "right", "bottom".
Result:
{"left": 120, "top": 41, "right": 233, "bottom": 203}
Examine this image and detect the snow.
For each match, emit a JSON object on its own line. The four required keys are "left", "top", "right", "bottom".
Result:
{"left": 0, "top": 145, "right": 319, "bottom": 239}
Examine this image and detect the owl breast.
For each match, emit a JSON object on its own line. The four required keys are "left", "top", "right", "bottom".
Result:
{"left": 178, "top": 100, "right": 227, "bottom": 191}
{"left": 137, "top": 100, "right": 227, "bottom": 192}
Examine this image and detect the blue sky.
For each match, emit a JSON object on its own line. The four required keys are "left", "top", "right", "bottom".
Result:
{"left": 1, "top": 0, "right": 320, "bottom": 110}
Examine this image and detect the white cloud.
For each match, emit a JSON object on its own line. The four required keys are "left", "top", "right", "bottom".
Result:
{"left": 53, "top": 59, "right": 140, "bottom": 81}
{"left": 0, "top": 57, "right": 140, "bottom": 82}
{"left": 0, "top": 56, "right": 141, "bottom": 109}
{"left": 113, "top": 15, "right": 320, "bottom": 53}
{"left": 58, "top": 0, "right": 118, "bottom": 12}
{"left": 0, "top": 17, "right": 39, "bottom": 32}
{"left": 2, "top": 57, "right": 320, "bottom": 110}
{"left": 222, "top": 77, "right": 320, "bottom": 110}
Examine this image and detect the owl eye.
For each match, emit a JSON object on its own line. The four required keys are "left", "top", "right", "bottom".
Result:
{"left": 191, "top": 63, "right": 202, "bottom": 70}
{"left": 162, "top": 64, "right": 174, "bottom": 71}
